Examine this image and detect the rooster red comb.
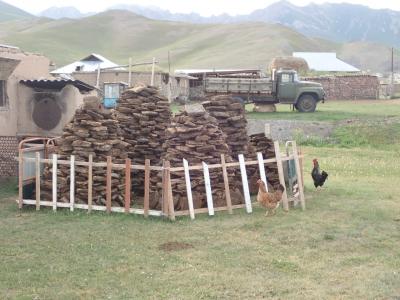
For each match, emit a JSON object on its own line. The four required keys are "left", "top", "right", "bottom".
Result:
{"left": 313, "top": 158, "right": 318, "bottom": 164}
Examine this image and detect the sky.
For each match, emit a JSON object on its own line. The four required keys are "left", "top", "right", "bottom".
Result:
{"left": 3, "top": 0, "right": 400, "bottom": 15}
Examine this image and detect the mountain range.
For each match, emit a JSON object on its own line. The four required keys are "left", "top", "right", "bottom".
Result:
{"left": 0, "top": 0, "right": 398, "bottom": 74}
{"left": 0, "top": 0, "right": 32, "bottom": 22}
{"left": 36, "top": 1, "right": 400, "bottom": 48}
{"left": 39, "top": 6, "right": 95, "bottom": 20}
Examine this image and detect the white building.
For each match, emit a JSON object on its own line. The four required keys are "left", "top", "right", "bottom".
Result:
{"left": 51, "top": 53, "right": 123, "bottom": 75}
{"left": 293, "top": 52, "right": 360, "bottom": 72}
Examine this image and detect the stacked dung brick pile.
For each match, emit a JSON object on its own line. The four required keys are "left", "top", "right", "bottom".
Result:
{"left": 249, "top": 133, "right": 280, "bottom": 189}
{"left": 41, "top": 96, "right": 128, "bottom": 206}
{"left": 203, "top": 95, "right": 260, "bottom": 193}
{"left": 303, "top": 75, "right": 379, "bottom": 100}
{"left": 156, "top": 104, "right": 243, "bottom": 210}
{"left": 115, "top": 85, "right": 172, "bottom": 200}
{"left": 203, "top": 96, "right": 252, "bottom": 158}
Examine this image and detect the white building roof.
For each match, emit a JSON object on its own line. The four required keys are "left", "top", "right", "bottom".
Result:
{"left": 175, "top": 69, "right": 260, "bottom": 75}
{"left": 293, "top": 52, "right": 360, "bottom": 72}
{"left": 51, "top": 53, "right": 123, "bottom": 74}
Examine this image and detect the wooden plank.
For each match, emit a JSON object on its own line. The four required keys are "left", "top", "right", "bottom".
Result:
{"left": 144, "top": 159, "right": 150, "bottom": 218}
{"left": 70, "top": 155, "right": 75, "bottom": 212}
{"left": 238, "top": 154, "right": 252, "bottom": 213}
{"left": 24, "top": 155, "right": 302, "bottom": 173}
{"left": 52, "top": 154, "right": 57, "bottom": 211}
{"left": 183, "top": 159, "right": 195, "bottom": 220}
{"left": 292, "top": 141, "right": 306, "bottom": 210}
{"left": 174, "top": 204, "right": 247, "bottom": 216}
{"left": 274, "top": 141, "right": 289, "bottom": 212}
{"left": 106, "top": 156, "right": 112, "bottom": 213}
{"left": 257, "top": 152, "right": 269, "bottom": 193}
{"left": 166, "top": 161, "right": 175, "bottom": 221}
{"left": 202, "top": 162, "right": 214, "bottom": 216}
{"left": 18, "top": 149, "right": 23, "bottom": 209}
{"left": 220, "top": 154, "right": 232, "bottom": 214}
{"left": 88, "top": 154, "right": 93, "bottom": 213}
{"left": 35, "top": 152, "right": 41, "bottom": 211}
{"left": 299, "top": 147, "right": 304, "bottom": 189}
{"left": 124, "top": 158, "right": 131, "bottom": 214}
{"left": 161, "top": 160, "right": 168, "bottom": 217}
{"left": 20, "top": 200, "right": 164, "bottom": 217}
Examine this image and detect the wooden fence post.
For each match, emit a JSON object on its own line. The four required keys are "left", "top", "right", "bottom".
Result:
{"left": 70, "top": 155, "right": 75, "bottom": 212}
{"left": 144, "top": 159, "right": 150, "bottom": 218}
{"left": 183, "top": 159, "right": 195, "bottom": 220}
{"left": 299, "top": 147, "right": 304, "bottom": 190}
{"left": 35, "top": 152, "right": 41, "bottom": 211}
{"left": 124, "top": 158, "right": 131, "bottom": 214}
{"left": 238, "top": 154, "right": 252, "bottom": 213}
{"left": 18, "top": 149, "right": 23, "bottom": 209}
{"left": 106, "top": 156, "right": 112, "bottom": 213}
{"left": 202, "top": 162, "right": 215, "bottom": 216}
{"left": 88, "top": 154, "right": 93, "bottom": 213}
{"left": 274, "top": 142, "right": 289, "bottom": 212}
{"left": 292, "top": 142, "right": 306, "bottom": 210}
{"left": 166, "top": 161, "right": 175, "bottom": 221}
{"left": 257, "top": 152, "right": 269, "bottom": 192}
{"left": 161, "top": 160, "right": 168, "bottom": 217}
{"left": 52, "top": 154, "right": 57, "bottom": 211}
{"left": 220, "top": 154, "right": 233, "bottom": 214}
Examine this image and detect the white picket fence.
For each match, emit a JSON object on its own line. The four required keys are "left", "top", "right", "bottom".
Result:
{"left": 18, "top": 140, "right": 305, "bottom": 220}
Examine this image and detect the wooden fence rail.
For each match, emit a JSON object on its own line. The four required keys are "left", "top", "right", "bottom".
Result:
{"left": 18, "top": 141, "right": 305, "bottom": 220}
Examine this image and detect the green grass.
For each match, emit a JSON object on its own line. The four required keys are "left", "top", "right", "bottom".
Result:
{"left": 1, "top": 101, "right": 400, "bottom": 298}
{"left": 1, "top": 116, "right": 400, "bottom": 298}
{"left": 246, "top": 100, "right": 400, "bottom": 122}
{"left": 1, "top": 145, "right": 399, "bottom": 299}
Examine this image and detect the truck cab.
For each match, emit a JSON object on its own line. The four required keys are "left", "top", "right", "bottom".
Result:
{"left": 274, "top": 70, "right": 325, "bottom": 112}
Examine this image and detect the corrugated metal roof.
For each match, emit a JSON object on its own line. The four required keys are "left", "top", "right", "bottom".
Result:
{"left": 51, "top": 53, "right": 124, "bottom": 74}
{"left": 175, "top": 69, "right": 261, "bottom": 75}
{"left": 0, "top": 44, "right": 20, "bottom": 50}
{"left": 293, "top": 52, "right": 360, "bottom": 72}
{"left": 20, "top": 79, "right": 95, "bottom": 92}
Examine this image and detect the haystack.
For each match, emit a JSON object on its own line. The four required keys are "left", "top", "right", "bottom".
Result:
{"left": 269, "top": 56, "right": 309, "bottom": 73}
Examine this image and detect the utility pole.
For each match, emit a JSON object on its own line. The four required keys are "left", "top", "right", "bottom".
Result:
{"left": 391, "top": 47, "right": 394, "bottom": 99}
{"left": 151, "top": 57, "right": 156, "bottom": 86}
{"left": 167, "top": 50, "right": 172, "bottom": 103}
{"left": 168, "top": 50, "right": 171, "bottom": 75}
{"left": 128, "top": 57, "right": 132, "bottom": 87}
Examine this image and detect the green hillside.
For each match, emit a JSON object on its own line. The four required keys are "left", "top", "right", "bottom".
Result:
{"left": 0, "top": 0, "right": 32, "bottom": 22}
{"left": 0, "top": 10, "right": 396, "bottom": 73}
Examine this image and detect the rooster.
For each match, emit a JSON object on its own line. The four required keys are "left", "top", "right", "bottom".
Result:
{"left": 311, "top": 159, "right": 328, "bottom": 188}
{"left": 256, "top": 180, "right": 285, "bottom": 216}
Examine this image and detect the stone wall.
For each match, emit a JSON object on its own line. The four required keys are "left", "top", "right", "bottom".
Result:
{"left": 0, "top": 136, "right": 18, "bottom": 177}
{"left": 304, "top": 75, "right": 379, "bottom": 100}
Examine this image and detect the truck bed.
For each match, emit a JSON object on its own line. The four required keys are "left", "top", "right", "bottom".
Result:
{"left": 205, "top": 77, "right": 273, "bottom": 95}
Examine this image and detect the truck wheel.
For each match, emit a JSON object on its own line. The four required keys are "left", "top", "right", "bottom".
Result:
{"left": 296, "top": 95, "right": 317, "bottom": 112}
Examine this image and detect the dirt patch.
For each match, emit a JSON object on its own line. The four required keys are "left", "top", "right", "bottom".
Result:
{"left": 159, "top": 241, "right": 193, "bottom": 252}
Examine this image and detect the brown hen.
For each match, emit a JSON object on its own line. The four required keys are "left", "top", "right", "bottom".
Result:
{"left": 256, "top": 180, "right": 285, "bottom": 216}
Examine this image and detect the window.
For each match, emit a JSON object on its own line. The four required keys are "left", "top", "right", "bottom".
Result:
{"left": 0, "top": 80, "right": 7, "bottom": 107}
{"left": 104, "top": 83, "right": 120, "bottom": 98}
{"left": 281, "top": 74, "right": 293, "bottom": 83}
